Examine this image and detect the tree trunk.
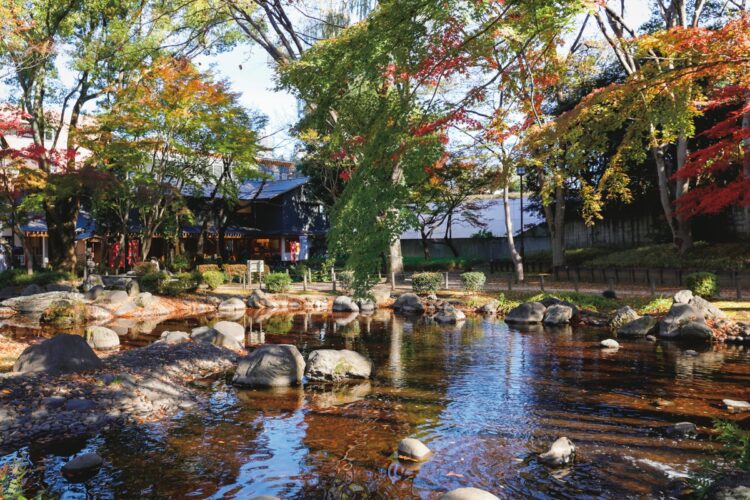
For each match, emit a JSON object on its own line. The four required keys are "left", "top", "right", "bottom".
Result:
{"left": 420, "top": 228, "right": 431, "bottom": 260}
{"left": 544, "top": 185, "right": 566, "bottom": 268}
{"left": 651, "top": 143, "right": 678, "bottom": 240}
{"left": 197, "top": 216, "right": 210, "bottom": 258}
{"left": 743, "top": 95, "right": 750, "bottom": 236}
{"left": 674, "top": 134, "right": 693, "bottom": 253}
{"left": 44, "top": 198, "right": 78, "bottom": 272}
{"left": 141, "top": 235, "right": 152, "bottom": 261}
{"left": 503, "top": 187, "right": 524, "bottom": 281}
{"left": 389, "top": 240, "right": 403, "bottom": 275}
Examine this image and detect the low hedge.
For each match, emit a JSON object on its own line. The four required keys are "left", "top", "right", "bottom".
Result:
{"left": 412, "top": 272, "right": 443, "bottom": 294}
{"left": 139, "top": 271, "right": 200, "bottom": 296}
{"left": 223, "top": 264, "right": 247, "bottom": 278}
{"left": 201, "top": 270, "right": 225, "bottom": 290}
{"left": 196, "top": 264, "right": 220, "bottom": 274}
{"left": 685, "top": 271, "right": 720, "bottom": 298}
{"left": 461, "top": 272, "right": 486, "bottom": 292}
{"left": 265, "top": 272, "right": 292, "bottom": 293}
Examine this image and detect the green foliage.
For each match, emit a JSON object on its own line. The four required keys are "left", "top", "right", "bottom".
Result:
{"left": 201, "top": 270, "right": 225, "bottom": 290}
{"left": 525, "top": 291, "right": 620, "bottom": 313}
{"left": 714, "top": 420, "right": 750, "bottom": 471}
{"left": 471, "top": 229, "right": 493, "bottom": 239}
{"left": 337, "top": 270, "right": 355, "bottom": 294}
{"left": 411, "top": 272, "right": 443, "bottom": 294}
{"left": 40, "top": 300, "right": 86, "bottom": 325}
{"left": 461, "top": 272, "right": 486, "bottom": 292}
{"left": 639, "top": 296, "right": 672, "bottom": 315}
{"left": 171, "top": 254, "right": 191, "bottom": 272}
{"left": 0, "top": 270, "right": 75, "bottom": 289}
{"left": 138, "top": 272, "right": 165, "bottom": 293}
{"left": 0, "top": 451, "right": 36, "bottom": 500}
{"left": 264, "top": 272, "right": 292, "bottom": 293}
{"left": 139, "top": 271, "right": 199, "bottom": 296}
{"left": 495, "top": 293, "right": 522, "bottom": 315}
{"left": 133, "top": 261, "right": 158, "bottom": 275}
{"left": 263, "top": 314, "right": 294, "bottom": 335}
{"left": 686, "top": 272, "right": 720, "bottom": 298}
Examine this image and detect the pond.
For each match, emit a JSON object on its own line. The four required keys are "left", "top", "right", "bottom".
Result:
{"left": 3, "top": 310, "right": 750, "bottom": 498}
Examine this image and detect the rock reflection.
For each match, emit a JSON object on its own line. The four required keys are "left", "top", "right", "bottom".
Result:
{"left": 306, "top": 381, "right": 372, "bottom": 409}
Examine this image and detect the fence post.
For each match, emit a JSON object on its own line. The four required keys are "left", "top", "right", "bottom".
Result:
{"left": 444, "top": 272, "right": 449, "bottom": 290}
{"left": 303, "top": 273, "right": 308, "bottom": 292}
{"left": 247, "top": 260, "right": 252, "bottom": 288}
{"left": 735, "top": 270, "right": 742, "bottom": 300}
{"left": 573, "top": 274, "right": 579, "bottom": 293}
{"left": 649, "top": 278, "right": 656, "bottom": 298}
{"left": 391, "top": 272, "right": 396, "bottom": 291}
{"left": 331, "top": 267, "right": 336, "bottom": 293}
{"left": 540, "top": 275, "right": 545, "bottom": 292}
{"left": 507, "top": 272, "right": 513, "bottom": 291}
{"left": 607, "top": 277, "right": 614, "bottom": 295}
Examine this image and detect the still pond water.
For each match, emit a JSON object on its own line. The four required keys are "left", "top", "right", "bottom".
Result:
{"left": 3, "top": 310, "right": 750, "bottom": 498}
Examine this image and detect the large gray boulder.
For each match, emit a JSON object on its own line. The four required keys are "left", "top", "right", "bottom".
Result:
{"left": 673, "top": 289, "right": 694, "bottom": 304}
{"left": 247, "top": 289, "right": 278, "bottom": 309}
{"left": 393, "top": 293, "right": 425, "bottom": 314}
{"left": 505, "top": 302, "right": 546, "bottom": 324}
{"left": 543, "top": 304, "right": 573, "bottom": 325}
{"left": 13, "top": 334, "right": 103, "bottom": 374}
{"left": 690, "top": 295, "right": 726, "bottom": 320}
{"left": 610, "top": 306, "right": 640, "bottom": 330}
{"left": 332, "top": 296, "right": 359, "bottom": 313}
{"left": 218, "top": 297, "right": 246, "bottom": 313}
{"left": 84, "top": 326, "right": 120, "bottom": 351}
{"left": 233, "top": 344, "right": 305, "bottom": 386}
{"left": 158, "top": 331, "right": 190, "bottom": 344}
{"left": 21, "top": 284, "right": 43, "bottom": 296}
{"left": 85, "top": 285, "right": 106, "bottom": 301}
{"left": 540, "top": 297, "right": 580, "bottom": 321}
{"left": 618, "top": 316, "right": 658, "bottom": 337}
{"left": 61, "top": 453, "right": 103, "bottom": 478}
{"left": 212, "top": 321, "right": 245, "bottom": 343}
{"left": 81, "top": 274, "right": 104, "bottom": 293}
{"left": 134, "top": 292, "right": 154, "bottom": 308}
{"left": 356, "top": 298, "right": 376, "bottom": 313}
{"left": 101, "top": 290, "right": 131, "bottom": 307}
{"left": 126, "top": 279, "right": 140, "bottom": 297}
{"left": 660, "top": 303, "right": 704, "bottom": 338}
{"left": 477, "top": 300, "right": 500, "bottom": 315}
{"left": 434, "top": 304, "right": 466, "bottom": 324}
{"left": 305, "top": 349, "right": 372, "bottom": 381}
{"left": 212, "top": 333, "right": 244, "bottom": 350}
{"left": 1, "top": 291, "right": 85, "bottom": 314}
{"left": 679, "top": 321, "right": 713, "bottom": 341}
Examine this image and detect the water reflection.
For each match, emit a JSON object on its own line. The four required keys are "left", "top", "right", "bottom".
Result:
{"left": 5, "top": 311, "right": 750, "bottom": 498}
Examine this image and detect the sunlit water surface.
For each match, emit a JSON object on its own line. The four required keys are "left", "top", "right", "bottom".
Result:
{"left": 3, "top": 310, "right": 750, "bottom": 498}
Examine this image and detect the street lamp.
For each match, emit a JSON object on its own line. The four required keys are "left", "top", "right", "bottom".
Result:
{"left": 516, "top": 166, "right": 526, "bottom": 263}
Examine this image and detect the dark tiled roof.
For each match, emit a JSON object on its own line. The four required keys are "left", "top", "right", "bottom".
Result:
{"left": 183, "top": 176, "right": 309, "bottom": 201}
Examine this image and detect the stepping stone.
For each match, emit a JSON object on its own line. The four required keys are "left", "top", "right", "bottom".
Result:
{"left": 724, "top": 399, "right": 750, "bottom": 413}
{"left": 397, "top": 438, "right": 431, "bottom": 462}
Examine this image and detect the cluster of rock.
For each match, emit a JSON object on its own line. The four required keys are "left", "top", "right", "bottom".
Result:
{"left": 504, "top": 298, "right": 580, "bottom": 326}
{"left": 391, "top": 293, "right": 467, "bottom": 324}
{"left": 613, "top": 290, "right": 744, "bottom": 343}
{"left": 232, "top": 344, "right": 372, "bottom": 386}
{"left": 1, "top": 333, "right": 236, "bottom": 453}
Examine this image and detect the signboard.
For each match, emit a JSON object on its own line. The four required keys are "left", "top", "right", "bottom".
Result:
{"left": 247, "top": 260, "right": 265, "bottom": 273}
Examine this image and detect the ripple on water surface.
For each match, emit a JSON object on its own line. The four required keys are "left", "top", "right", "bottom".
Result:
{"left": 2, "top": 310, "right": 750, "bottom": 498}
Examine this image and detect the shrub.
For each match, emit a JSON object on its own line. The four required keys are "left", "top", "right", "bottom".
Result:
{"left": 133, "top": 261, "right": 158, "bottom": 275}
{"left": 201, "top": 270, "right": 225, "bottom": 290}
{"left": 161, "top": 272, "right": 200, "bottom": 296}
{"left": 0, "top": 269, "right": 75, "bottom": 289}
{"left": 138, "top": 271, "right": 166, "bottom": 293}
{"left": 264, "top": 272, "right": 292, "bottom": 293}
{"left": 337, "top": 270, "right": 355, "bottom": 293}
{"left": 412, "top": 272, "right": 443, "bottom": 294}
{"left": 196, "top": 264, "right": 220, "bottom": 274}
{"left": 686, "top": 271, "right": 720, "bottom": 298}
{"left": 639, "top": 296, "right": 672, "bottom": 315}
{"left": 171, "top": 253, "right": 191, "bottom": 273}
{"left": 223, "top": 264, "right": 247, "bottom": 280}
{"left": 461, "top": 272, "right": 486, "bottom": 292}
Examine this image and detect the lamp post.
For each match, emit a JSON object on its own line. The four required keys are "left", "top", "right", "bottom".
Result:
{"left": 516, "top": 166, "right": 526, "bottom": 263}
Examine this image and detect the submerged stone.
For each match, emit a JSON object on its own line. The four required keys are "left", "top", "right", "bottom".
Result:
{"left": 539, "top": 437, "right": 575, "bottom": 466}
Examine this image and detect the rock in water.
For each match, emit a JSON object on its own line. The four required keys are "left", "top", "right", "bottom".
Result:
{"left": 84, "top": 326, "right": 120, "bottom": 351}
{"left": 332, "top": 296, "right": 359, "bottom": 313}
{"left": 392, "top": 293, "right": 425, "bottom": 314}
{"left": 212, "top": 321, "right": 245, "bottom": 343}
{"left": 724, "top": 399, "right": 750, "bottom": 414}
{"left": 247, "top": 289, "right": 278, "bottom": 309}
{"left": 667, "top": 422, "right": 697, "bottom": 437}
{"left": 233, "top": 344, "right": 305, "bottom": 387}
{"left": 610, "top": 306, "right": 640, "bottom": 330}
{"left": 61, "top": 453, "right": 103, "bottom": 479}
{"left": 305, "top": 349, "right": 372, "bottom": 381}
{"left": 539, "top": 437, "right": 575, "bottom": 466}
{"left": 679, "top": 321, "right": 713, "bottom": 341}
{"left": 218, "top": 297, "right": 246, "bottom": 312}
{"left": 158, "top": 331, "right": 190, "bottom": 344}
{"left": 600, "top": 339, "right": 619, "bottom": 349}
{"left": 439, "top": 488, "right": 500, "bottom": 500}
{"left": 505, "top": 302, "right": 546, "bottom": 324}
{"left": 618, "top": 316, "right": 658, "bottom": 337}
{"left": 477, "top": 300, "right": 500, "bottom": 315}
{"left": 356, "top": 298, "right": 376, "bottom": 312}
{"left": 659, "top": 303, "right": 704, "bottom": 338}
{"left": 690, "top": 295, "right": 726, "bottom": 320}
{"left": 1, "top": 291, "right": 85, "bottom": 313}
{"left": 13, "top": 334, "right": 103, "bottom": 375}
{"left": 397, "top": 438, "right": 431, "bottom": 462}
{"left": 543, "top": 304, "right": 573, "bottom": 325}
{"left": 134, "top": 292, "right": 154, "bottom": 308}
{"left": 434, "top": 304, "right": 466, "bottom": 324}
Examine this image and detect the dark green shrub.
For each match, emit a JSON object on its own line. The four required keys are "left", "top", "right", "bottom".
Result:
{"left": 686, "top": 271, "right": 720, "bottom": 298}
{"left": 461, "top": 272, "right": 486, "bottom": 292}
{"left": 201, "top": 270, "right": 225, "bottom": 290}
{"left": 133, "top": 261, "right": 158, "bottom": 275}
{"left": 171, "top": 254, "right": 191, "bottom": 272}
{"left": 264, "top": 272, "right": 292, "bottom": 293}
{"left": 138, "top": 271, "right": 166, "bottom": 293}
{"left": 161, "top": 272, "right": 200, "bottom": 296}
{"left": 412, "top": 272, "right": 443, "bottom": 294}
{"left": 0, "top": 269, "right": 75, "bottom": 289}
{"left": 337, "top": 270, "right": 355, "bottom": 293}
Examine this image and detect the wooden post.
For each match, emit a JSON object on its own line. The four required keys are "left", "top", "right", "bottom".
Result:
{"left": 303, "top": 273, "right": 308, "bottom": 292}
{"left": 607, "top": 277, "right": 614, "bottom": 295}
{"left": 390, "top": 272, "right": 396, "bottom": 291}
{"left": 331, "top": 267, "right": 336, "bottom": 292}
{"left": 444, "top": 272, "right": 449, "bottom": 290}
{"left": 247, "top": 260, "right": 252, "bottom": 288}
{"left": 649, "top": 278, "right": 656, "bottom": 297}
{"left": 735, "top": 270, "right": 742, "bottom": 300}
{"left": 540, "top": 275, "right": 545, "bottom": 292}
{"left": 573, "top": 274, "right": 579, "bottom": 293}
{"left": 507, "top": 272, "right": 513, "bottom": 291}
